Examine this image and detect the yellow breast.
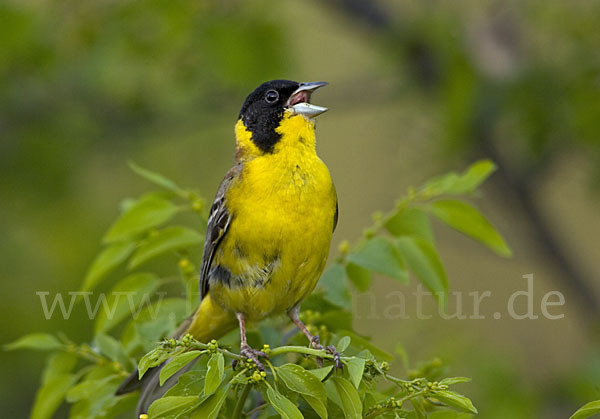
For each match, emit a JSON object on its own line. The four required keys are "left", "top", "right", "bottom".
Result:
{"left": 209, "top": 112, "right": 337, "bottom": 320}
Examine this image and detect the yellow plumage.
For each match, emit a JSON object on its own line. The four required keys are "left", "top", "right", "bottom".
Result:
{"left": 188, "top": 110, "right": 336, "bottom": 333}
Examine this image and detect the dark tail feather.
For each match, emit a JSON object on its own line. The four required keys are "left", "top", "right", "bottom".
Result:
{"left": 115, "top": 367, "right": 153, "bottom": 395}
{"left": 115, "top": 296, "right": 237, "bottom": 415}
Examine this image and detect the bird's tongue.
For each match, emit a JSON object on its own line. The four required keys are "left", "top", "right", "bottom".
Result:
{"left": 288, "top": 90, "right": 310, "bottom": 106}
{"left": 287, "top": 82, "right": 328, "bottom": 118}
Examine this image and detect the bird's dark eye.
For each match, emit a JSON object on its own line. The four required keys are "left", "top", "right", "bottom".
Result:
{"left": 265, "top": 90, "right": 279, "bottom": 103}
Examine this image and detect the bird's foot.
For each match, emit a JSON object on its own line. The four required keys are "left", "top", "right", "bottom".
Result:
{"left": 310, "top": 336, "right": 343, "bottom": 369}
{"left": 325, "top": 345, "right": 343, "bottom": 369}
{"left": 236, "top": 344, "right": 268, "bottom": 371}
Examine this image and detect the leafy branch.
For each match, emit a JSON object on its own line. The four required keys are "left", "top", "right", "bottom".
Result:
{"left": 6, "top": 160, "right": 509, "bottom": 418}
{"left": 135, "top": 334, "right": 477, "bottom": 418}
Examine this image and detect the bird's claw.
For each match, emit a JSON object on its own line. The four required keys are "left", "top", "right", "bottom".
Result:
{"left": 310, "top": 335, "right": 322, "bottom": 349}
{"left": 238, "top": 344, "right": 268, "bottom": 371}
{"left": 310, "top": 336, "right": 343, "bottom": 369}
{"left": 325, "top": 345, "right": 343, "bottom": 369}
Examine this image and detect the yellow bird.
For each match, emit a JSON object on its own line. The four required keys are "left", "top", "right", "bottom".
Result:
{"left": 117, "top": 80, "right": 339, "bottom": 413}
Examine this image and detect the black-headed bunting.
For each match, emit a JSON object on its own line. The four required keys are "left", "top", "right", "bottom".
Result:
{"left": 117, "top": 80, "right": 338, "bottom": 415}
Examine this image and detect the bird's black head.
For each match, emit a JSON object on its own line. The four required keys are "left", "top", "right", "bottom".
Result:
{"left": 238, "top": 79, "right": 328, "bottom": 153}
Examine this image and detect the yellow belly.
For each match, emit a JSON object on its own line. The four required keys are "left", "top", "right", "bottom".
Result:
{"left": 209, "top": 135, "right": 336, "bottom": 321}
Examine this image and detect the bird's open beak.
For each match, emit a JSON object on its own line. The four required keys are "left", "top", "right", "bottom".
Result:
{"left": 287, "top": 81, "right": 328, "bottom": 118}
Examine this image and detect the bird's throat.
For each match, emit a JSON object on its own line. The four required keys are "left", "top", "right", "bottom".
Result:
{"left": 234, "top": 111, "right": 317, "bottom": 161}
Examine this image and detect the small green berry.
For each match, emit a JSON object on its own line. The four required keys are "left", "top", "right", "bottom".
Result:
{"left": 338, "top": 240, "right": 350, "bottom": 254}
{"left": 364, "top": 227, "right": 376, "bottom": 238}
{"left": 192, "top": 200, "right": 204, "bottom": 212}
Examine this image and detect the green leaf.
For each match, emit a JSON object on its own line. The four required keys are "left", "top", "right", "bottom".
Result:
{"left": 308, "top": 365, "right": 334, "bottom": 381}
{"left": 432, "top": 390, "right": 478, "bottom": 414}
{"left": 385, "top": 208, "right": 435, "bottom": 243}
{"left": 204, "top": 352, "right": 224, "bottom": 396}
{"left": 338, "top": 330, "right": 393, "bottom": 361}
{"left": 421, "top": 160, "right": 496, "bottom": 196}
{"left": 93, "top": 392, "right": 137, "bottom": 419}
{"left": 104, "top": 194, "right": 180, "bottom": 243}
{"left": 138, "top": 347, "right": 173, "bottom": 379}
{"left": 59, "top": 369, "right": 122, "bottom": 418}
{"left": 30, "top": 352, "right": 78, "bottom": 419}
{"left": 81, "top": 241, "right": 136, "bottom": 292}
{"left": 4, "top": 333, "right": 62, "bottom": 351}
{"left": 164, "top": 359, "right": 209, "bottom": 397}
{"left": 278, "top": 364, "right": 328, "bottom": 419}
{"left": 450, "top": 159, "right": 497, "bottom": 194}
{"left": 344, "top": 357, "right": 366, "bottom": 389}
{"left": 320, "top": 310, "right": 353, "bottom": 332}
{"left": 94, "top": 272, "right": 160, "bottom": 334}
{"left": 129, "top": 161, "right": 188, "bottom": 197}
{"left": 570, "top": 400, "right": 600, "bottom": 419}
{"left": 94, "top": 333, "right": 130, "bottom": 367}
{"left": 160, "top": 350, "right": 204, "bottom": 386}
{"left": 439, "top": 377, "right": 472, "bottom": 386}
{"left": 326, "top": 376, "right": 362, "bottom": 419}
{"left": 347, "top": 237, "right": 408, "bottom": 283}
{"left": 396, "top": 236, "right": 448, "bottom": 307}
{"left": 266, "top": 386, "right": 303, "bottom": 419}
{"left": 147, "top": 396, "right": 198, "bottom": 418}
{"left": 128, "top": 226, "right": 203, "bottom": 269}
{"left": 337, "top": 336, "right": 351, "bottom": 353}
{"left": 66, "top": 375, "right": 118, "bottom": 403}
{"left": 42, "top": 352, "right": 78, "bottom": 384}
{"left": 189, "top": 379, "right": 231, "bottom": 419}
{"left": 411, "top": 398, "right": 427, "bottom": 419}
{"left": 357, "top": 349, "right": 374, "bottom": 360}
{"left": 428, "top": 200, "right": 512, "bottom": 257}
{"left": 345, "top": 263, "right": 371, "bottom": 292}
{"left": 31, "top": 374, "right": 78, "bottom": 419}
{"left": 317, "top": 263, "right": 351, "bottom": 308}
{"left": 124, "top": 298, "right": 188, "bottom": 352}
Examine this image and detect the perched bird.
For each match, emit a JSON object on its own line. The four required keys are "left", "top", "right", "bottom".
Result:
{"left": 116, "top": 80, "right": 339, "bottom": 414}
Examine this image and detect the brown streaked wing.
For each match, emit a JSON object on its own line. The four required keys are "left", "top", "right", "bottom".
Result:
{"left": 199, "top": 164, "right": 242, "bottom": 299}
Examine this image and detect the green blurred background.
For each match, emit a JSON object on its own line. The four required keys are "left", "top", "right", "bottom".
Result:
{"left": 2, "top": 0, "right": 600, "bottom": 417}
